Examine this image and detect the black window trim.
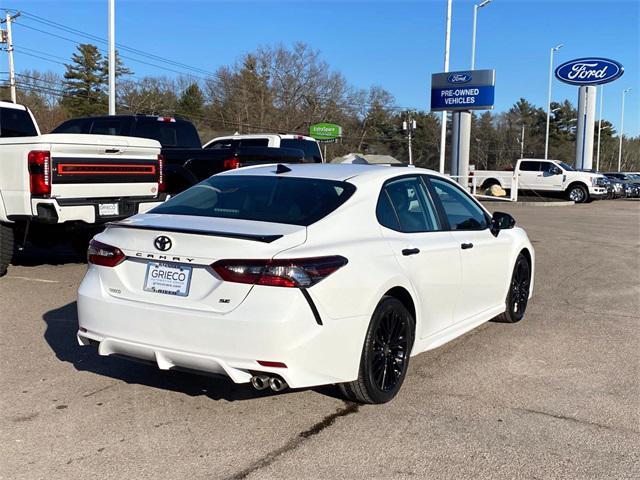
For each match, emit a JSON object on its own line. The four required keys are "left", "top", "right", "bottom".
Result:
{"left": 375, "top": 174, "right": 445, "bottom": 234}
{"left": 422, "top": 175, "right": 492, "bottom": 232}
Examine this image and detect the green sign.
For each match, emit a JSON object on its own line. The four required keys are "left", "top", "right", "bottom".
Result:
{"left": 309, "top": 123, "right": 342, "bottom": 140}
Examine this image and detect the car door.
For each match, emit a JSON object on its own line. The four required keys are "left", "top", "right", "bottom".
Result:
{"left": 537, "top": 161, "right": 564, "bottom": 190}
{"left": 427, "top": 177, "right": 512, "bottom": 322}
{"left": 517, "top": 160, "right": 542, "bottom": 189}
{"left": 376, "top": 175, "right": 461, "bottom": 339}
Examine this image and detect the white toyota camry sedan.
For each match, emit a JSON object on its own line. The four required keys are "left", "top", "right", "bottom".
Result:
{"left": 77, "top": 163, "right": 534, "bottom": 404}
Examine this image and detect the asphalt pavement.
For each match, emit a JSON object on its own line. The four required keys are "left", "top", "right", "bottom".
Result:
{"left": 1, "top": 201, "right": 638, "bottom": 480}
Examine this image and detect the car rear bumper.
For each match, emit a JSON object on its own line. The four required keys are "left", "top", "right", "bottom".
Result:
{"left": 77, "top": 267, "right": 368, "bottom": 388}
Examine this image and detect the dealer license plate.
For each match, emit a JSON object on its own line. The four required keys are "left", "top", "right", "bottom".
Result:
{"left": 98, "top": 203, "right": 119, "bottom": 216}
{"left": 143, "top": 262, "right": 192, "bottom": 297}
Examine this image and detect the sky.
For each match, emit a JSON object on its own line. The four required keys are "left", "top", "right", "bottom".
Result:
{"left": 1, "top": 0, "right": 638, "bottom": 135}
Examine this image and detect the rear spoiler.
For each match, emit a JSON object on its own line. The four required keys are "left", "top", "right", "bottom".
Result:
{"left": 106, "top": 222, "right": 283, "bottom": 243}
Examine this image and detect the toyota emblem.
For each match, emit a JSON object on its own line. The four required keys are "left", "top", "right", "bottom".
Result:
{"left": 154, "top": 236, "right": 172, "bottom": 251}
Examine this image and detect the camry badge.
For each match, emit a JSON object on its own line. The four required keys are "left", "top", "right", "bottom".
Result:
{"left": 154, "top": 236, "right": 172, "bottom": 252}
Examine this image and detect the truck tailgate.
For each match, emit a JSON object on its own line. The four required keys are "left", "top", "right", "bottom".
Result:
{"left": 46, "top": 135, "right": 160, "bottom": 199}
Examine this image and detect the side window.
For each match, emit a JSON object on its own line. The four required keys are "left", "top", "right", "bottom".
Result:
{"left": 429, "top": 178, "right": 488, "bottom": 231}
{"left": 520, "top": 161, "right": 541, "bottom": 172}
{"left": 376, "top": 191, "right": 400, "bottom": 231}
{"left": 380, "top": 177, "right": 440, "bottom": 233}
{"left": 0, "top": 107, "right": 38, "bottom": 137}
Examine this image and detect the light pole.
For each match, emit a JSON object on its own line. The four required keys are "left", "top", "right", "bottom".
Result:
{"left": 544, "top": 43, "right": 563, "bottom": 159}
{"left": 471, "top": 0, "right": 492, "bottom": 69}
{"left": 618, "top": 87, "right": 631, "bottom": 172}
{"left": 439, "top": 0, "right": 453, "bottom": 174}
{"left": 108, "top": 0, "right": 116, "bottom": 115}
{"left": 596, "top": 85, "right": 604, "bottom": 171}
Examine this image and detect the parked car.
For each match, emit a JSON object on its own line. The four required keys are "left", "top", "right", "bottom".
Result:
{"left": 77, "top": 163, "right": 535, "bottom": 404}
{"left": 52, "top": 115, "right": 311, "bottom": 195}
{"left": 604, "top": 177, "right": 625, "bottom": 198}
{"left": 472, "top": 159, "right": 608, "bottom": 203}
{"left": 204, "top": 133, "right": 323, "bottom": 163}
{"left": 0, "top": 102, "right": 165, "bottom": 277}
{"left": 604, "top": 172, "right": 640, "bottom": 185}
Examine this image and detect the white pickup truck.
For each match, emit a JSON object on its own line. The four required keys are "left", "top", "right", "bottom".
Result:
{"left": 203, "top": 133, "right": 324, "bottom": 163}
{"left": 0, "top": 101, "right": 166, "bottom": 276}
{"left": 471, "top": 158, "right": 608, "bottom": 203}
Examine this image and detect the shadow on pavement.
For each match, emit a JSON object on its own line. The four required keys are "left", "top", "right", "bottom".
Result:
{"left": 13, "top": 242, "right": 85, "bottom": 268}
{"left": 42, "top": 301, "right": 339, "bottom": 402}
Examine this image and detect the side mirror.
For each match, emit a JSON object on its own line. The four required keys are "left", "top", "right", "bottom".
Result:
{"left": 552, "top": 166, "right": 562, "bottom": 175}
{"left": 490, "top": 211, "right": 516, "bottom": 237}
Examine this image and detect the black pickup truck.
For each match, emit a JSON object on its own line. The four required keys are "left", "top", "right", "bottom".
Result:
{"left": 52, "top": 115, "right": 309, "bottom": 195}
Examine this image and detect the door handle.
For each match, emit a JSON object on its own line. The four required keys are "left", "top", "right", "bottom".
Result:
{"left": 461, "top": 243, "right": 474, "bottom": 250}
{"left": 104, "top": 148, "right": 121, "bottom": 154}
{"left": 402, "top": 248, "right": 420, "bottom": 256}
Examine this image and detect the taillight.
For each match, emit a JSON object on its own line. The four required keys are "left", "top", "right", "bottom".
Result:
{"left": 212, "top": 256, "right": 348, "bottom": 288}
{"left": 87, "top": 239, "right": 126, "bottom": 267}
{"left": 28, "top": 150, "right": 51, "bottom": 196}
{"left": 223, "top": 157, "right": 240, "bottom": 170}
{"left": 157, "top": 154, "right": 166, "bottom": 192}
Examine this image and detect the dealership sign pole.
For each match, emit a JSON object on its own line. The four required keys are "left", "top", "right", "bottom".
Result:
{"left": 431, "top": 69, "right": 495, "bottom": 186}
{"left": 554, "top": 58, "right": 624, "bottom": 170}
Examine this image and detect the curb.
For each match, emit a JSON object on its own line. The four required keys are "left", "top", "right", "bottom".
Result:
{"left": 481, "top": 199, "right": 575, "bottom": 207}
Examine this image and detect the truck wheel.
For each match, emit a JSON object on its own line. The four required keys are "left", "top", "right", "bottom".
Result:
{"left": 567, "top": 184, "right": 588, "bottom": 203}
{"left": 0, "top": 223, "right": 15, "bottom": 277}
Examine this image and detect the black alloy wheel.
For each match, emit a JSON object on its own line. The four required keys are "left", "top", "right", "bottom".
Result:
{"left": 340, "top": 296, "right": 414, "bottom": 404}
{"left": 494, "top": 253, "right": 531, "bottom": 323}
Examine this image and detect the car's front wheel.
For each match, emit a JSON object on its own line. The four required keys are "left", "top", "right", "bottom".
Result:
{"left": 339, "top": 296, "right": 414, "bottom": 404}
{"left": 494, "top": 253, "right": 531, "bottom": 323}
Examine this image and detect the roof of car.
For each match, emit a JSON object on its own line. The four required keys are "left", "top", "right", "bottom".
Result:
{"left": 219, "top": 163, "right": 443, "bottom": 182}
{"left": 0, "top": 101, "right": 27, "bottom": 111}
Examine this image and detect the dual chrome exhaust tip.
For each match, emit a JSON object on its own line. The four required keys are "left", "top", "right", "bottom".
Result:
{"left": 250, "top": 374, "right": 288, "bottom": 392}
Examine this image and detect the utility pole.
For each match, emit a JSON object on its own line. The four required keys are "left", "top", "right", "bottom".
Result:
{"left": 1, "top": 11, "right": 20, "bottom": 103}
{"left": 519, "top": 125, "right": 525, "bottom": 159}
{"left": 403, "top": 113, "right": 417, "bottom": 165}
{"left": 108, "top": 0, "right": 116, "bottom": 115}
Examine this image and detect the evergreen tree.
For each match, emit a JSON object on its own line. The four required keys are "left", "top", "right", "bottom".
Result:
{"left": 61, "top": 43, "right": 132, "bottom": 117}
{"left": 61, "top": 44, "right": 107, "bottom": 116}
{"left": 177, "top": 83, "right": 204, "bottom": 120}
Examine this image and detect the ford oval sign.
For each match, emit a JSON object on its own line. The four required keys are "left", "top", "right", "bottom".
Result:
{"left": 448, "top": 73, "right": 472, "bottom": 84}
{"left": 555, "top": 58, "right": 624, "bottom": 86}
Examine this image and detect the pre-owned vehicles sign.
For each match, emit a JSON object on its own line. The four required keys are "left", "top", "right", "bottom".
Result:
{"left": 431, "top": 69, "right": 496, "bottom": 112}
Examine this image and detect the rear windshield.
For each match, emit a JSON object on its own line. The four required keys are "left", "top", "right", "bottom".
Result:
{"left": 151, "top": 175, "right": 356, "bottom": 226}
{"left": 280, "top": 139, "right": 322, "bottom": 163}
{"left": 133, "top": 119, "right": 201, "bottom": 148}
{"left": 0, "top": 107, "right": 38, "bottom": 137}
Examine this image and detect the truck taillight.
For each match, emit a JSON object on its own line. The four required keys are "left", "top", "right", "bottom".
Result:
{"left": 157, "top": 154, "right": 166, "bottom": 192}
{"left": 223, "top": 157, "right": 240, "bottom": 170}
{"left": 212, "top": 256, "right": 348, "bottom": 288}
{"left": 28, "top": 150, "right": 51, "bottom": 196}
{"left": 87, "top": 239, "right": 125, "bottom": 267}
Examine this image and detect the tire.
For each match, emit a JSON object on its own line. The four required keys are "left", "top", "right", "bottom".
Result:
{"left": 494, "top": 253, "right": 531, "bottom": 323}
{"left": 566, "top": 184, "right": 589, "bottom": 203}
{"left": 0, "top": 223, "right": 15, "bottom": 278}
{"left": 339, "top": 296, "right": 415, "bottom": 404}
